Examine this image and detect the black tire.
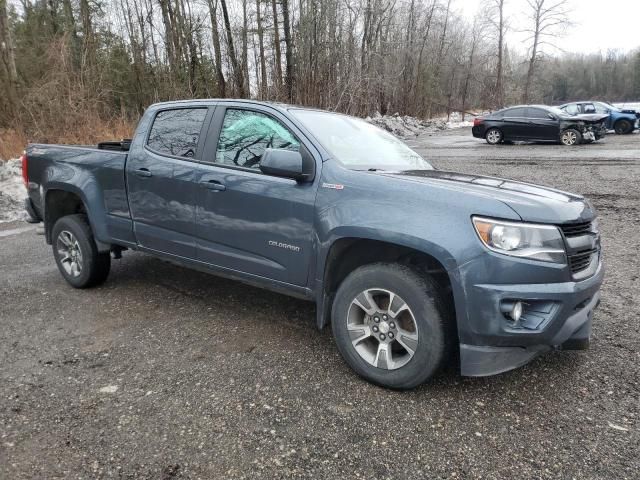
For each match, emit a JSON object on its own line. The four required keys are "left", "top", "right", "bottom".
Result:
{"left": 614, "top": 119, "right": 632, "bottom": 134}
{"left": 331, "top": 263, "right": 450, "bottom": 389}
{"left": 560, "top": 128, "right": 582, "bottom": 146}
{"left": 485, "top": 128, "right": 503, "bottom": 145}
{"left": 51, "top": 214, "right": 111, "bottom": 288}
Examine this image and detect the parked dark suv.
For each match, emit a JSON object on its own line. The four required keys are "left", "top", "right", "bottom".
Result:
{"left": 472, "top": 105, "right": 608, "bottom": 145}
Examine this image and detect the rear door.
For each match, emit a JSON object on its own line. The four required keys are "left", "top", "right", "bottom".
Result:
{"left": 193, "top": 103, "right": 320, "bottom": 287}
{"left": 526, "top": 107, "right": 559, "bottom": 140}
{"left": 126, "top": 106, "right": 213, "bottom": 258}
{"left": 500, "top": 107, "right": 528, "bottom": 139}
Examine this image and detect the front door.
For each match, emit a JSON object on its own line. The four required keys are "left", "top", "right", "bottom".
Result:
{"left": 194, "top": 105, "right": 319, "bottom": 287}
{"left": 525, "top": 107, "right": 559, "bottom": 140}
{"left": 126, "top": 106, "right": 212, "bottom": 258}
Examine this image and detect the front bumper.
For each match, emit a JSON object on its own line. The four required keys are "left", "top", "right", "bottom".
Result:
{"left": 458, "top": 259, "right": 604, "bottom": 376}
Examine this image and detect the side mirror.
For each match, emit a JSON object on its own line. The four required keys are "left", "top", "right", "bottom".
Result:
{"left": 548, "top": 113, "right": 557, "bottom": 120}
{"left": 260, "top": 148, "right": 306, "bottom": 180}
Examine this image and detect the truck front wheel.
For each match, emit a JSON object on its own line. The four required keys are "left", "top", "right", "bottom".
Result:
{"left": 331, "top": 263, "right": 450, "bottom": 389}
{"left": 52, "top": 214, "right": 111, "bottom": 288}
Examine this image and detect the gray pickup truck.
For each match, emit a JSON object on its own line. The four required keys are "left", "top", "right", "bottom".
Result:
{"left": 23, "top": 99, "right": 604, "bottom": 389}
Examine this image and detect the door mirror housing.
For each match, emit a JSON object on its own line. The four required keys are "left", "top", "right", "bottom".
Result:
{"left": 547, "top": 113, "right": 557, "bottom": 120}
{"left": 260, "top": 148, "right": 308, "bottom": 181}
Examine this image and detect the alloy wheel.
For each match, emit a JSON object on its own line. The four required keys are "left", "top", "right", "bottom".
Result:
{"left": 346, "top": 288, "right": 419, "bottom": 370}
{"left": 56, "top": 230, "right": 83, "bottom": 277}
{"left": 562, "top": 131, "right": 577, "bottom": 145}
{"left": 486, "top": 129, "right": 501, "bottom": 144}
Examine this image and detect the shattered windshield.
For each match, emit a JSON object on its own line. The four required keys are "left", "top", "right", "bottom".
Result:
{"left": 291, "top": 109, "right": 432, "bottom": 171}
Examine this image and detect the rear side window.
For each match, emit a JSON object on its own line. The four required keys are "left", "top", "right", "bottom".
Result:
{"left": 215, "top": 109, "right": 300, "bottom": 169}
{"left": 563, "top": 104, "right": 580, "bottom": 115}
{"left": 147, "top": 108, "right": 208, "bottom": 158}
{"left": 504, "top": 107, "right": 526, "bottom": 117}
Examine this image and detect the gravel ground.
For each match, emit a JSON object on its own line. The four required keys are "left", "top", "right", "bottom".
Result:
{"left": 1, "top": 130, "right": 638, "bottom": 479}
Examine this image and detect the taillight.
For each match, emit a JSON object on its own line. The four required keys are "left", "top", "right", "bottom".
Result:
{"left": 473, "top": 117, "right": 484, "bottom": 127}
{"left": 20, "top": 151, "right": 28, "bottom": 187}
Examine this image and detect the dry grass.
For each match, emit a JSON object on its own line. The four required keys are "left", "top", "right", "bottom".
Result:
{"left": 0, "top": 116, "right": 136, "bottom": 161}
{"left": 0, "top": 128, "right": 28, "bottom": 161}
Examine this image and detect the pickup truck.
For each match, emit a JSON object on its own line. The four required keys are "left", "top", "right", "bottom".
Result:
{"left": 22, "top": 99, "right": 604, "bottom": 389}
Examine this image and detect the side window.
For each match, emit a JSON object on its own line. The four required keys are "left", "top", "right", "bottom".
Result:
{"left": 504, "top": 107, "right": 526, "bottom": 117}
{"left": 147, "top": 108, "right": 208, "bottom": 158}
{"left": 594, "top": 103, "right": 609, "bottom": 114}
{"left": 215, "top": 109, "right": 300, "bottom": 169}
{"left": 563, "top": 104, "right": 580, "bottom": 115}
{"left": 583, "top": 103, "right": 596, "bottom": 114}
{"left": 528, "top": 108, "right": 550, "bottom": 119}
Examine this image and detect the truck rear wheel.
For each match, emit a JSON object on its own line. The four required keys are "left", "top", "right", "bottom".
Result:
{"left": 331, "top": 263, "right": 449, "bottom": 389}
{"left": 52, "top": 214, "right": 111, "bottom": 288}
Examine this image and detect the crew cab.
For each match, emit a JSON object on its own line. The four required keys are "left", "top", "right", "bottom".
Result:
{"left": 22, "top": 99, "right": 604, "bottom": 389}
{"left": 472, "top": 105, "right": 608, "bottom": 145}
{"left": 558, "top": 101, "right": 639, "bottom": 134}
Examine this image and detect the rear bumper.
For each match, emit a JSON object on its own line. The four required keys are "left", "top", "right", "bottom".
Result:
{"left": 459, "top": 260, "right": 604, "bottom": 376}
{"left": 24, "top": 197, "right": 41, "bottom": 223}
{"left": 471, "top": 126, "right": 484, "bottom": 138}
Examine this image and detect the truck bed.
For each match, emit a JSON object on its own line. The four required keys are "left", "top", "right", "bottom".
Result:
{"left": 25, "top": 142, "right": 132, "bottom": 247}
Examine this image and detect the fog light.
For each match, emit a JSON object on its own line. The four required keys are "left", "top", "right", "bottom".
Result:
{"left": 510, "top": 301, "right": 523, "bottom": 322}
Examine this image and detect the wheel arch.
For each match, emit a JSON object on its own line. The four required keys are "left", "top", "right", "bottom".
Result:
{"left": 44, "top": 186, "right": 109, "bottom": 252}
{"left": 315, "top": 236, "right": 461, "bottom": 349}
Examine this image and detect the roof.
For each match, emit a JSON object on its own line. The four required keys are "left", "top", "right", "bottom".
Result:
{"left": 148, "top": 98, "right": 328, "bottom": 114}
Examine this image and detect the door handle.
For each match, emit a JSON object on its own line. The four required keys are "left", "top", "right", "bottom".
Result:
{"left": 135, "top": 168, "right": 152, "bottom": 178}
{"left": 201, "top": 180, "right": 226, "bottom": 191}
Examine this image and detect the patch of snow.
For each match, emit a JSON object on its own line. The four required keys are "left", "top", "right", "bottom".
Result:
{"left": 614, "top": 102, "right": 640, "bottom": 111}
{"left": 99, "top": 385, "right": 119, "bottom": 393}
{"left": 0, "top": 158, "right": 27, "bottom": 223}
{"left": 365, "top": 111, "right": 475, "bottom": 139}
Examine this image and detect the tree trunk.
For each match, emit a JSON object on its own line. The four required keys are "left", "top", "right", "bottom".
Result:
{"left": 271, "top": 0, "right": 283, "bottom": 92}
{"left": 0, "top": 0, "right": 18, "bottom": 120}
{"left": 241, "top": 0, "right": 250, "bottom": 95}
{"left": 220, "top": 0, "right": 247, "bottom": 96}
{"left": 494, "top": 0, "right": 505, "bottom": 108}
{"left": 256, "top": 0, "right": 267, "bottom": 98}
{"left": 207, "top": 0, "right": 226, "bottom": 96}
{"left": 281, "top": 0, "right": 294, "bottom": 101}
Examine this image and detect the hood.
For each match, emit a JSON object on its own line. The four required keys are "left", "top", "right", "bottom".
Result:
{"left": 378, "top": 170, "right": 596, "bottom": 224}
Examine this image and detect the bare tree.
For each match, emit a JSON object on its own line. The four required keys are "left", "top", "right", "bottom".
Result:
{"left": 271, "top": 0, "right": 283, "bottom": 92}
{"left": 0, "top": 0, "right": 18, "bottom": 117}
{"left": 220, "top": 0, "right": 247, "bottom": 96}
{"left": 208, "top": 0, "right": 226, "bottom": 96}
{"left": 522, "top": 0, "right": 569, "bottom": 102}
{"left": 484, "top": 0, "right": 507, "bottom": 108}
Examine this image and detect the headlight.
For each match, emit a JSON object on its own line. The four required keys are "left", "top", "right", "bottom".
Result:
{"left": 472, "top": 216, "right": 566, "bottom": 263}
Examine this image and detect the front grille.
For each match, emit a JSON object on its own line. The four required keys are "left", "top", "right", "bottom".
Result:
{"left": 560, "top": 222, "right": 592, "bottom": 237}
{"left": 558, "top": 221, "right": 599, "bottom": 276}
{"left": 569, "top": 249, "right": 597, "bottom": 274}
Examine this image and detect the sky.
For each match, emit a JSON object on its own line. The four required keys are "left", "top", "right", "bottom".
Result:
{"left": 457, "top": 0, "right": 640, "bottom": 55}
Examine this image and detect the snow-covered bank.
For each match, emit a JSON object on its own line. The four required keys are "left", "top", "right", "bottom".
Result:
{"left": 365, "top": 111, "right": 475, "bottom": 138}
{"left": 0, "top": 159, "right": 27, "bottom": 223}
{"left": 614, "top": 102, "right": 640, "bottom": 111}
